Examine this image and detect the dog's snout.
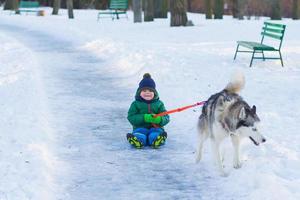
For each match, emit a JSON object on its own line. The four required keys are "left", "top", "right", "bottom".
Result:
{"left": 262, "top": 138, "right": 266, "bottom": 143}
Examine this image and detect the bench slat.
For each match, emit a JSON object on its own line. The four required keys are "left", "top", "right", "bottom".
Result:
{"left": 262, "top": 27, "right": 284, "bottom": 34}
{"left": 264, "top": 22, "right": 286, "bottom": 29}
{"left": 237, "top": 41, "right": 276, "bottom": 51}
{"left": 19, "top": 1, "right": 39, "bottom": 8}
{"left": 261, "top": 32, "right": 283, "bottom": 40}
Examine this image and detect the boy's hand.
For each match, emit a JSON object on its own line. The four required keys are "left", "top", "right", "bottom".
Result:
{"left": 144, "top": 114, "right": 153, "bottom": 123}
{"left": 151, "top": 115, "right": 162, "bottom": 124}
{"left": 144, "top": 114, "right": 162, "bottom": 124}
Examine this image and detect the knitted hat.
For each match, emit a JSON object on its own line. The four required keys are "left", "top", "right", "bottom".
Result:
{"left": 138, "top": 73, "right": 156, "bottom": 91}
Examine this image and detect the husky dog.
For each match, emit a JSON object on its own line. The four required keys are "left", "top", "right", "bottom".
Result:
{"left": 195, "top": 73, "right": 266, "bottom": 176}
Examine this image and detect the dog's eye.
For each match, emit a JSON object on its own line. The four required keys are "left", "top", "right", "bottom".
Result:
{"left": 252, "top": 128, "right": 257, "bottom": 131}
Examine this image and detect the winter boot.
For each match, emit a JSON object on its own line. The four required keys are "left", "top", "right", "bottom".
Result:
{"left": 127, "top": 133, "right": 143, "bottom": 149}
{"left": 151, "top": 132, "right": 167, "bottom": 148}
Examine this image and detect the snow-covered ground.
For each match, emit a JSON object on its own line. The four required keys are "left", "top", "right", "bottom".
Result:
{"left": 0, "top": 8, "right": 300, "bottom": 200}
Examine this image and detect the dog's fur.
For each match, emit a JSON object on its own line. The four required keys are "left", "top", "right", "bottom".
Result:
{"left": 195, "top": 73, "right": 266, "bottom": 176}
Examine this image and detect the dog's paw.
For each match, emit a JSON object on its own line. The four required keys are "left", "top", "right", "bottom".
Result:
{"left": 233, "top": 162, "right": 242, "bottom": 169}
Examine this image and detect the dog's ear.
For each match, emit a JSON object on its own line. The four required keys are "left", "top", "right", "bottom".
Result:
{"left": 252, "top": 105, "right": 256, "bottom": 114}
{"left": 239, "top": 107, "right": 246, "bottom": 120}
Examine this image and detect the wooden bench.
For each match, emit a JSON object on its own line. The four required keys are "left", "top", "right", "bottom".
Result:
{"left": 97, "top": 0, "right": 128, "bottom": 21}
{"left": 234, "top": 22, "right": 286, "bottom": 67}
{"left": 15, "top": 1, "right": 41, "bottom": 15}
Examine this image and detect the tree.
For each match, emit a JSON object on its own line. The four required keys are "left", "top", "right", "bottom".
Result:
{"left": 170, "top": 0, "right": 188, "bottom": 26}
{"left": 154, "top": 0, "right": 168, "bottom": 18}
{"left": 232, "top": 0, "right": 238, "bottom": 18}
{"left": 236, "top": 0, "right": 244, "bottom": 19}
{"left": 213, "top": 0, "right": 223, "bottom": 19}
{"left": 95, "top": 0, "right": 109, "bottom": 9}
{"left": 52, "top": 0, "right": 61, "bottom": 15}
{"left": 144, "top": 0, "right": 154, "bottom": 21}
{"left": 270, "top": 0, "right": 281, "bottom": 20}
{"left": 3, "top": 0, "right": 18, "bottom": 10}
{"left": 205, "top": 0, "right": 212, "bottom": 19}
{"left": 67, "top": 0, "right": 74, "bottom": 18}
{"left": 292, "top": 0, "right": 299, "bottom": 19}
{"left": 133, "top": 0, "right": 142, "bottom": 22}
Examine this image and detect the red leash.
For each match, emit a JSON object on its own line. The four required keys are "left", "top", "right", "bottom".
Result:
{"left": 153, "top": 101, "right": 206, "bottom": 118}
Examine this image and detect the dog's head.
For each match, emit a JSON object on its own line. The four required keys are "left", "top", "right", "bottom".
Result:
{"left": 237, "top": 105, "right": 266, "bottom": 145}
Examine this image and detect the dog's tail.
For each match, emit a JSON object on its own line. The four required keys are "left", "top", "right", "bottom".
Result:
{"left": 225, "top": 71, "right": 245, "bottom": 94}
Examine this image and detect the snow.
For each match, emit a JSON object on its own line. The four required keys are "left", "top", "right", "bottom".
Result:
{"left": 0, "top": 7, "right": 300, "bottom": 200}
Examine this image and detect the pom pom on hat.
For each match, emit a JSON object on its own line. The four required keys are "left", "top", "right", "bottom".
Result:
{"left": 143, "top": 73, "right": 151, "bottom": 79}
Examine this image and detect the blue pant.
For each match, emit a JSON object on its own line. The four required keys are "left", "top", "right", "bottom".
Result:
{"left": 132, "top": 128, "right": 165, "bottom": 146}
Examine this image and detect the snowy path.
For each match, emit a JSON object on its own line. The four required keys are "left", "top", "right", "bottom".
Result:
{"left": 0, "top": 24, "right": 213, "bottom": 200}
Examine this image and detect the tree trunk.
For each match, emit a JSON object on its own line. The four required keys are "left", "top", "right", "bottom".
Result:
{"left": 52, "top": 0, "right": 61, "bottom": 15}
{"left": 213, "top": 0, "right": 223, "bottom": 19}
{"left": 67, "top": 0, "right": 74, "bottom": 19}
{"left": 205, "top": 0, "right": 212, "bottom": 19}
{"left": 133, "top": 0, "right": 142, "bottom": 22}
{"left": 154, "top": 0, "right": 168, "bottom": 18}
{"left": 232, "top": 0, "right": 238, "bottom": 18}
{"left": 292, "top": 0, "right": 299, "bottom": 19}
{"left": 95, "top": 0, "right": 109, "bottom": 9}
{"left": 144, "top": 0, "right": 154, "bottom": 21}
{"left": 170, "top": 0, "right": 188, "bottom": 27}
{"left": 3, "top": 0, "right": 18, "bottom": 10}
{"left": 270, "top": 0, "right": 281, "bottom": 20}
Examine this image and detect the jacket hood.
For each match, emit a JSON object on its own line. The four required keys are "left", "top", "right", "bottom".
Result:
{"left": 135, "top": 88, "right": 159, "bottom": 103}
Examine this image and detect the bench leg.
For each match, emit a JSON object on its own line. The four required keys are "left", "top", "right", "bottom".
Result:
{"left": 250, "top": 51, "right": 255, "bottom": 67}
{"left": 262, "top": 51, "right": 265, "bottom": 61}
{"left": 279, "top": 51, "right": 284, "bottom": 67}
{"left": 234, "top": 44, "right": 239, "bottom": 60}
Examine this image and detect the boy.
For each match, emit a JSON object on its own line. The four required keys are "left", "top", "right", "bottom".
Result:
{"left": 127, "top": 73, "right": 170, "bottom": 148}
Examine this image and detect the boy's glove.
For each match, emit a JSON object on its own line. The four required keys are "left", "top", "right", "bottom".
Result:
{"left": 144, "top": 114, "right": 162, "bottom": 124}
{"left": 151, "top": 115, "right": 162, "bottom": 124}
{"left": 144, "top": 114, "right": 153, "bottom": 123}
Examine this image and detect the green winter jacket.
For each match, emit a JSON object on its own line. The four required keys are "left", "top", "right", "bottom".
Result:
{"left": 127, "top": 89, "right": 170, "bottom": 130}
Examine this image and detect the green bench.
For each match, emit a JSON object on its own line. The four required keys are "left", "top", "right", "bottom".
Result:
{"left": 15, "top": 1, "right": 40, "bottom": 15}
{"left": 234, "top": 22, "right": 286, "bottom": 67}
{"left": 97, "top": 0, "right": 128, "bottom": 21}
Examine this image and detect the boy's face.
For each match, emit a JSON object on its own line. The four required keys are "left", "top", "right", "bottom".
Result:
{"left": 140, "top": 89, "right": 154, "bottom": 101}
